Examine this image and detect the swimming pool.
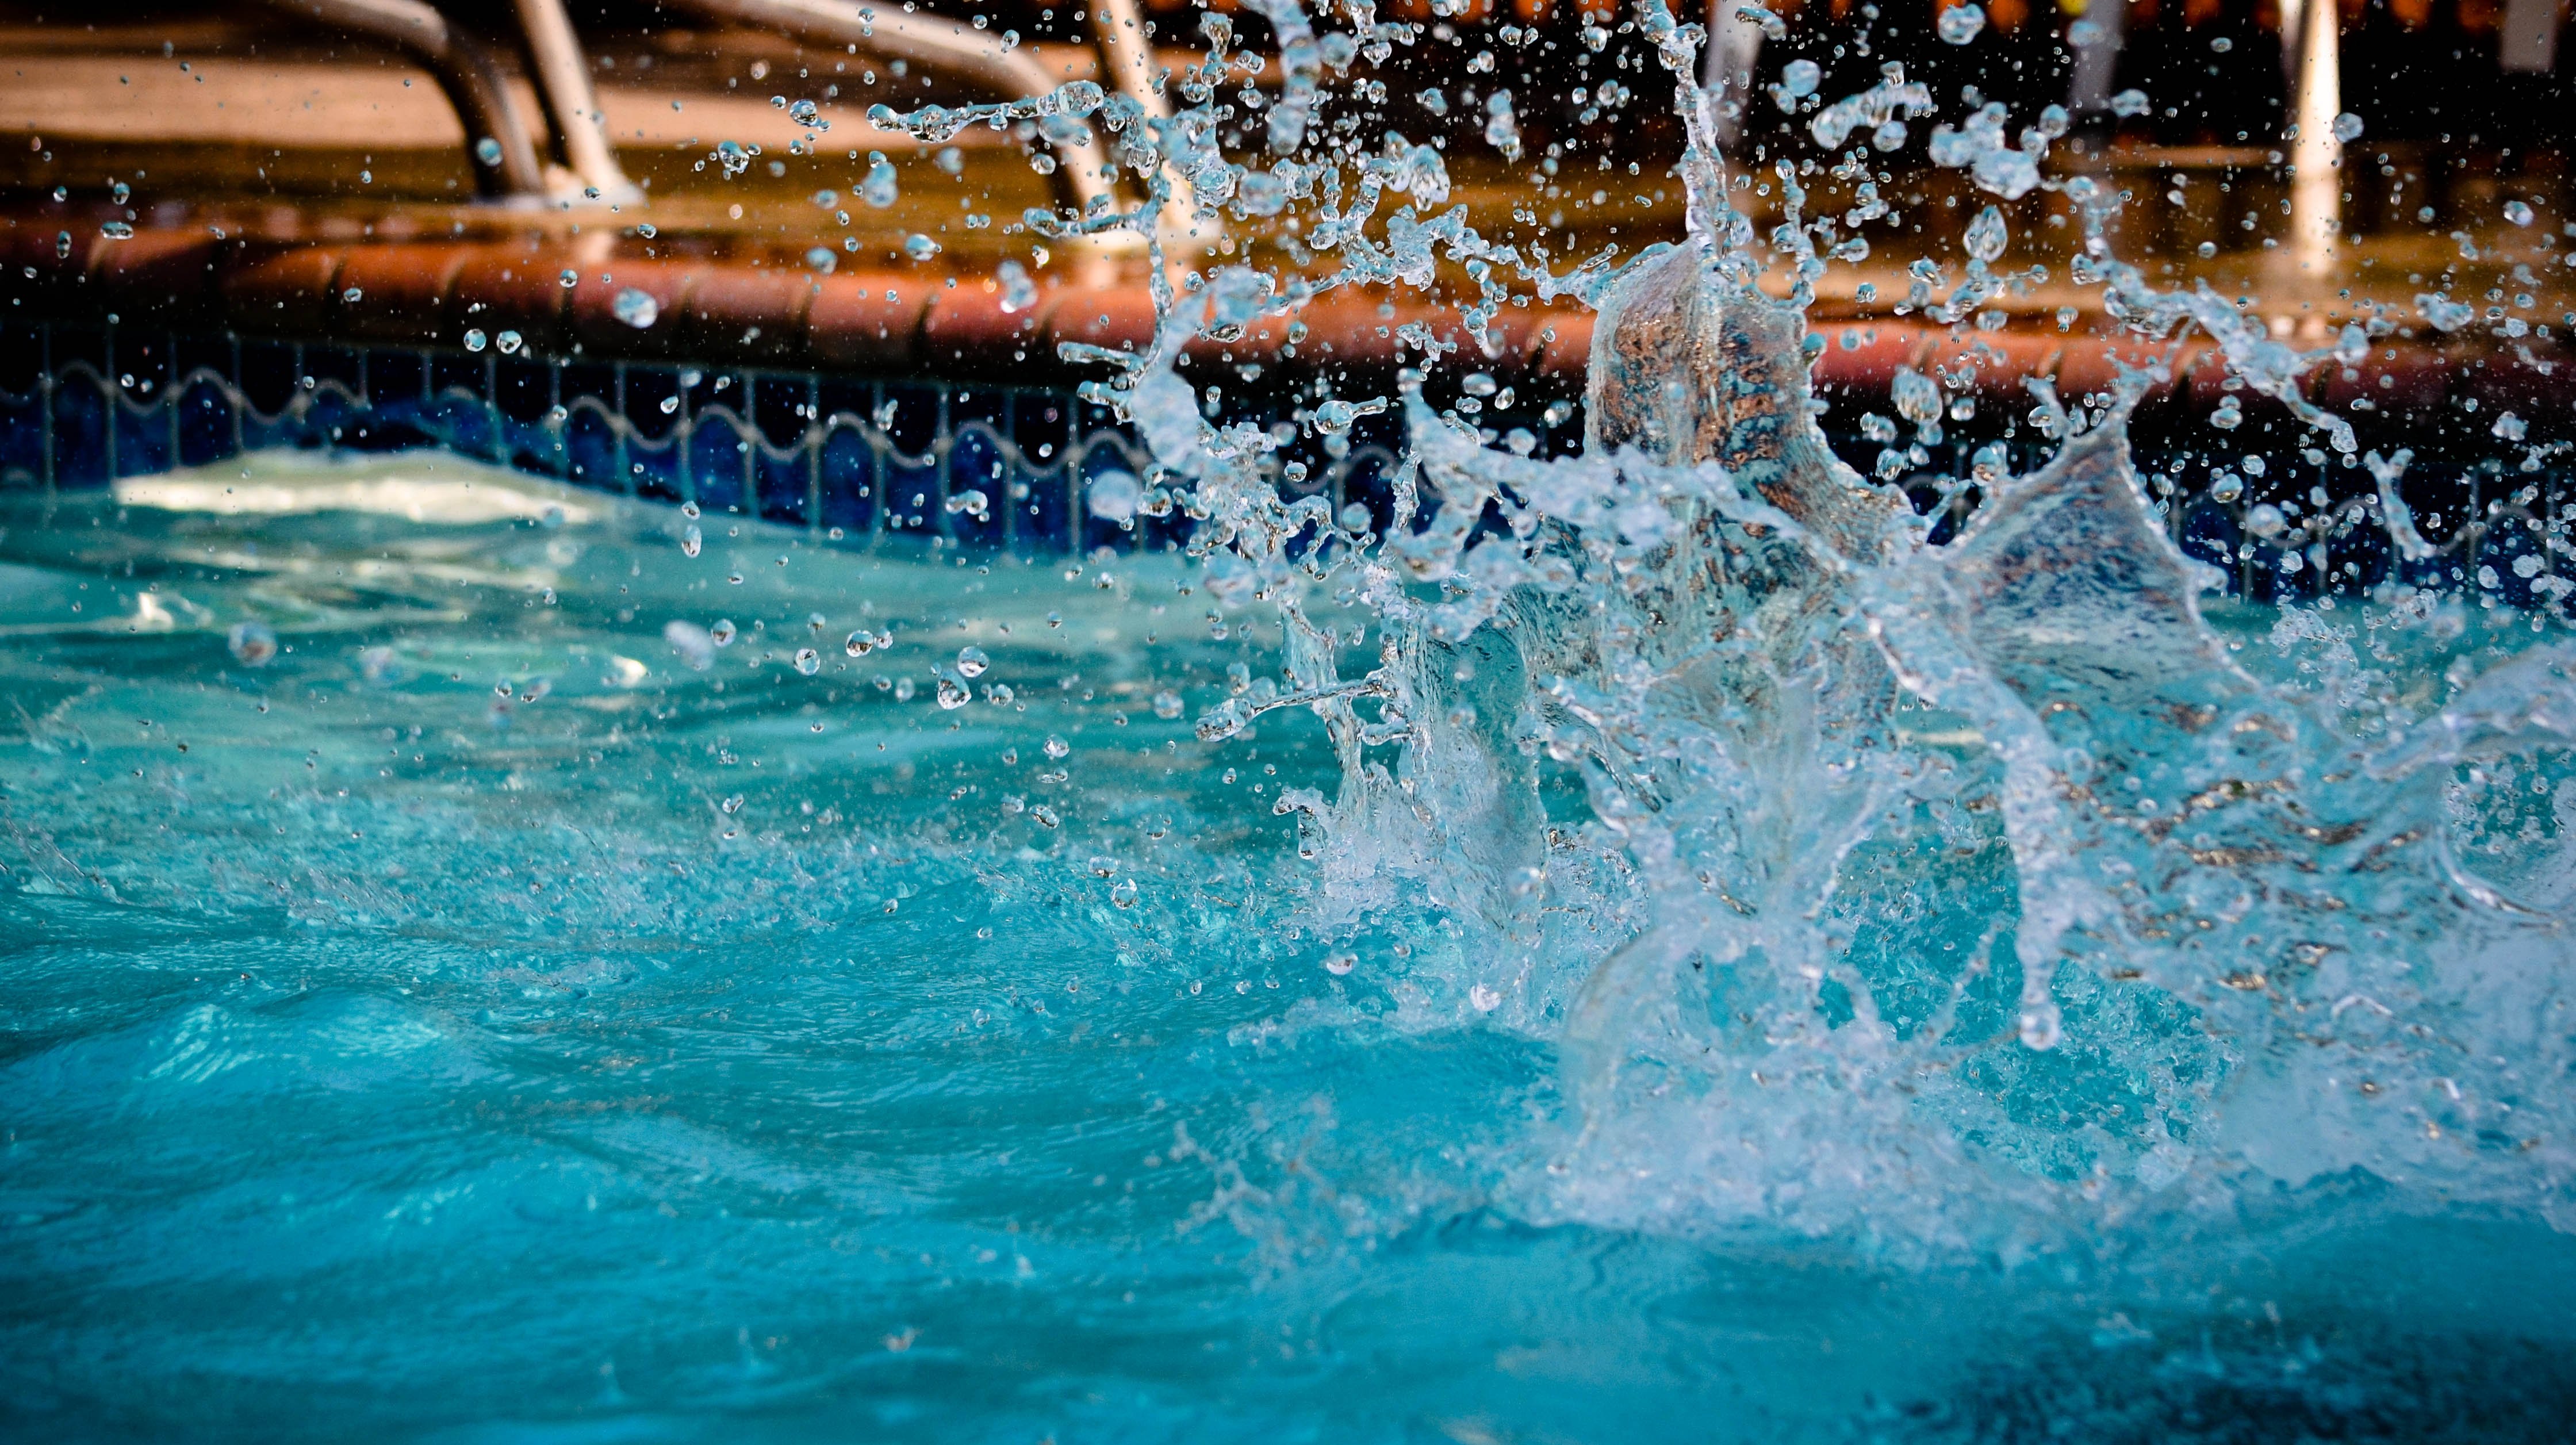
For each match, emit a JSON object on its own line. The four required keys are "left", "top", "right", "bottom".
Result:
{"left": 2, "top": 446, "right": 2574, "bottom": 1441}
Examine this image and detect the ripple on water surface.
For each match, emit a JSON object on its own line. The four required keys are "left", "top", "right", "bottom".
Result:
{"left": 0, "top": 451, "right": 2573, "bottom": 1442}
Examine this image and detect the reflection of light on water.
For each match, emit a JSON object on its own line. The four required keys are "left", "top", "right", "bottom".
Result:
{"left": 114, "top": 469, "right": 593, "bottom": 526}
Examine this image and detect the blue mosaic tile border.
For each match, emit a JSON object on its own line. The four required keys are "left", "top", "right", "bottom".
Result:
{"left": 0, "top": 321, "right": 1427, "bottom": 558}
{"left": 0, "top": 320, "right": 2568, "bottom": 608}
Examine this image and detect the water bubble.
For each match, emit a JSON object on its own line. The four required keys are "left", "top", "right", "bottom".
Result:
{"left": 1964, "top": 205, "right": 2010, "bottom": 262}
{"left": 227, "top": 621, "right": 278, "bottom": 666}
{"left": 795, "top": 647, "right": 821, "bottom": 676}
{"left": 2210, "top": 472, "right": 2245, "bottom": 503}
{"left": 99, "top": 221, "right": 133, "bottom": 240}
{"left": 2110, "top": 89, "right": 2150, "bottom": 118}
{"left": 2210, "top": 396, "right": 2244, "bottom": 430}
{"left": 2494, "top": 411, "right": 2528, "bottom": 441}
{"left": 682, "top": 501, "right": 700, "bottom": 519}
{"left": 862, "top": 152, "right": 898, "bottom": 208}
{"left": 934, "top": 146, "right": 963, "bottom": 175}
{"left": 1324, "top": 953, "right": 1355, "bottom": 976}
{"left": 463, "top": 329, "right": 488, "bottom": 352}
{"left": 956, "top": 646, "right": 990, "bottom": 679}
{"left": 340, "top": 286, "right": 363, "bottom": 304}
{"left": 559, "top": 268, "right": 580, "bottom": 288}
{"left": 2505, "top": 200, "right": 2536, "bottom": 227}
{"left": 710, "top": 619, "right": 737, "bottom": 647}
{"left": 496, "top": 330, "right": 523, "bottom": 355}
{"left": 1776, "top": 59, "right": 1821, "bottom": 105}
{"left": 475, "top": 136, "right": 504, "bottom": 167}
{"left": 1043, "top": 735, "right": 1070, "bottom": 760}
{"left": 109, "top": 181, "right": 131, "bottom": 204}
{"left": 2332, "top": 112, "right": 2365, "bottom": 143}
{"left": 805, "top": 247, "right": 837, "bottom": 274}
{"left": 1087, "top": 470, "right": 1143, "bottom": 523}
{"left": 1108, "top": 878, "right": 1138, "bottom": 909}
{"left": 683, "top": 525, "right": 702, "bottom": 557}
{"left": 2245, "top": 503, "right": 2287, "bottom": 538}
{"left": 996, "top": 259, "right": 1037, "bottom": 314}
{"left": 2209, "top": 34, "right": 2233, "bottom": 51}
{"left": 936, "top": 677, "right": 971, "bottom": 710}
{"left": 53, "top": 231, "right": 70, "bottom": 259}
{"left": 1937, "top": 4, "right": 1985, "bottom": 44}
{"left": 637, "top": 222, "right": 657, "bottom": 239}
{"left": 904, "top": 234, "right": 941, "bottom": 262}
{"left": 612, "top": 288, "right": 660, "bottom": 328}
{"left": 2241, "top": 455, "right": 2266, "bottom": 476}
{"left": 659, "top": 395, "right": 680, "bottom": 415}
{"left": 1236, "top": 168, "right": 1289, "bottom": 216}
{"left": 845, "top": 630, "right": 872, "bottom": 657}
{"left": 1031, "top": 804, "right": 1059, "bottom": 828}
{"left": 987, "top": 683, "right": 1015, "bottom": 706}
{"left": 1151, "top": 690, "right": 1184, "bottom": 720}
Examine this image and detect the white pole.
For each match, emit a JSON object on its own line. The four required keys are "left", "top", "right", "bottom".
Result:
{"left": 1704, "top": 0, "right": 1764, "bottom": 150}
{"left": 2287, "top": 0, "right": 2341, "bottom": 278}
{"left": 513, "top": 0, "right": 639, "bottom": 202}
{"left": 2068, "top": 0, "right": 2128, "bottom": 121}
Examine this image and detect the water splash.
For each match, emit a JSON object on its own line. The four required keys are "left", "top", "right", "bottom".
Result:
{"left": 819, "top": 0, "right": 2576, "bottom": 1252}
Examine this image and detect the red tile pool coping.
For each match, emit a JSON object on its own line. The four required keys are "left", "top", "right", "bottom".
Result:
{"left": 9, "top": 219, "right": 2571, "bottom": 425}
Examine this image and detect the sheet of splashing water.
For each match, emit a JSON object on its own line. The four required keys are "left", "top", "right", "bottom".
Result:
{"left": 12, "top": 2, "right": 2576, "bottom": 1439}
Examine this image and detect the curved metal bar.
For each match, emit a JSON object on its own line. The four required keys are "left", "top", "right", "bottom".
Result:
{"left": 652, "top": 0, "right": 1122, "bottom": 229}
{"left": 254, "top": 0, "right": 550, "bottom": 199}
{"left": 511, "top": 0, "right": 643, "bottom": 202}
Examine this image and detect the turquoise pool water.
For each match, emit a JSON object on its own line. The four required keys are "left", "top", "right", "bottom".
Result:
{"left": 3, "top": 450, "right": 2575, "bottom": 1442}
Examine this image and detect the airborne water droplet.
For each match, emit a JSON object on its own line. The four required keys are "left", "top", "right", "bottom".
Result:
{"left": 795, "top": 648, "right": 821, "bottom": 676}
{"left": 463, "top": 329, "right": 487, "bottom": 352}
{"left": 1937, "top": 3, "right": 1985, "bottom": 43}
{"left": 227, "top": 622, "right": 278, "bottom": 666}
{"left": 936, "top": 677, "right": 972, "bottom": 710}
{"left": 862, "top": 152, "right": 899, "bottom": 208}
{"left": 956, "top": 647, "right": 990, "bottom": 679}
{"left": 904, "top": 234, "right": 941, "bottom": 262}
{"left": 613, "top": 288, "right": 660, "bottom": 328}
{"left": 475, "top": 136, "right": 504, "bottom": 167}
{"left": 682, "top": 525, "right": 702, "bottom": 558}
{"left": 710, "top": 619, "right": 736, "bottom": 646}
{"left": 996, "top": 259, "right": 1037, "bottom": 314}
